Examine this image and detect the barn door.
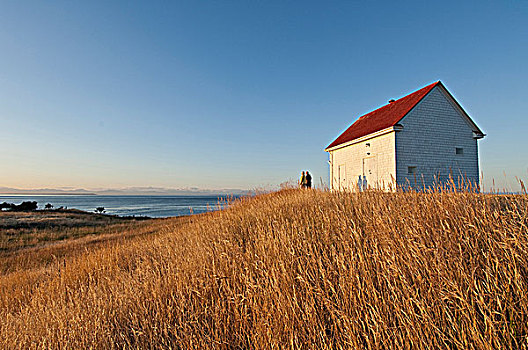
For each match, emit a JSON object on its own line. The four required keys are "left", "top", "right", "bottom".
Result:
{"left": 363, "top": 157, "right": 377, "bottom": 189}
{"left": 338, "top": 165, "right": 346, "bottom": 190}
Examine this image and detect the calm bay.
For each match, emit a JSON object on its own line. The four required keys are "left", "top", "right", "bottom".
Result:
{"left": 0, "top": 195, "right": 236, "bottom": 218}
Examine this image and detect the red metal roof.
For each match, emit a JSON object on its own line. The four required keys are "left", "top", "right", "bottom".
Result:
{"left": 326, "top": 81, "right": 440, "bottom": 150}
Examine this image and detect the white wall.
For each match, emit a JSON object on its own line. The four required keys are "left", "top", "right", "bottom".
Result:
{"left": 329, "top": 131, "right": 396, "bottom": 191}
{"left": 395, "top": 86, "right": 479, "bottom": 190}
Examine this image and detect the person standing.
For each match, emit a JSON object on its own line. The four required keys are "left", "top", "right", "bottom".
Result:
{"left": 305, "top": 171, "right": 312, "bottom": 189}
{"left": 357, "top": 175, "right": 363, "bottom": 192}
{"left": 299, "top": 171, "right": 306, "bottom": 189}
{"left": 362, "top": 175, "right": 368, "bottom": 191}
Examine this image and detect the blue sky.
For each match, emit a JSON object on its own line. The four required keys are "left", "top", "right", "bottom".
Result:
{"left": 1, "top": 1, "right": 527, "bottom": 191}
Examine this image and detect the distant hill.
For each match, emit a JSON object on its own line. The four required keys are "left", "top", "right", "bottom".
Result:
{"left": 0, "top": 186, "right": 249, "bottom": 196}
{"left": 0, "top": 187, "right": 96, "bottom": 195}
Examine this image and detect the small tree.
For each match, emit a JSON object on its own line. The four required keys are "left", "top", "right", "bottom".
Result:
{"left": 14, "top": 201, "right": 38, "bottom": 211}
{"left": 44, "top": 203, "right": 53, "bottom": 210}
{"left": 0, "top": 202, "right": 13, "bottom": 211}
{"left": 95, "top": 207, "right": 105, "bottom": 214}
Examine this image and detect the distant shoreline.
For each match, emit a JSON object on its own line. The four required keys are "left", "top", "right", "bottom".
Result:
{"left": 0, "top": 193, "right": 97, "bottom": 196}
{"left": 0, "top": 193, "right": 243, "bottom": 197}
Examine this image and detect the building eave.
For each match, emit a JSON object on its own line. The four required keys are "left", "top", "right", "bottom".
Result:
{"left": 473, "top": 132, "right": 486, "bottom": 139}
{"left": 324, "top": 126, "right": 401, "bottom": 152}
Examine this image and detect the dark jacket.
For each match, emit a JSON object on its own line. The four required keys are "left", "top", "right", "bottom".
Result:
{"left": 305, "top": 173, "right": 312, "bottom": 187}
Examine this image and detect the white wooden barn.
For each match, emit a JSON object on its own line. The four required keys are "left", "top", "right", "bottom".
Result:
{"left": 325, "top": 81, "right": 485, "bottom": 191}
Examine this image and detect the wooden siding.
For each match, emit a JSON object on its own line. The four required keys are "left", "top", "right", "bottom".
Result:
{"left": 329, "top": 131, "right": 396, "bottom": 191}
{"left": 395, "top": 86, "right": 479, "bottom": 189}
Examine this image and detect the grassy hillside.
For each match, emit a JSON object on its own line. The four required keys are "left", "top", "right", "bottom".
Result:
{"left": 1, "top": 189, "right": 527, "bottom": 348}
{"left": 0, "top": 209, "right": 148, "bottom": 250}
{"left": 0, "top": 210, "right": 155, "bottom": 274}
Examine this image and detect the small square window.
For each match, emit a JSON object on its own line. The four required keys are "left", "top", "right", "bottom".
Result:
{"left": 456, "top": 147, "right": 464, "bottom": 155}
{"left": 408, "top": 166, "right": 417, "bottom": 175}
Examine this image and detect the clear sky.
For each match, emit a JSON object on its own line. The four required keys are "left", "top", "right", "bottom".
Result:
{"left": 1, "top": 1, "right": 527, "bottom": 191}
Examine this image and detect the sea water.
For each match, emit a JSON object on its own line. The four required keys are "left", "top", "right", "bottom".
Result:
{"left": 0, "top": 195, "right": 237, "bottom": 218}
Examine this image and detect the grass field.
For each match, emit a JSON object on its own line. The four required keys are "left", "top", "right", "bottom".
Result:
{"left": 0, "top": 210, "right": 156, "bottom": 274}
{"left": 1, "top": 189, "right": 527, "bottom": 348}
{"left": 0, "top": 209, "right": 148, "bottom": 251}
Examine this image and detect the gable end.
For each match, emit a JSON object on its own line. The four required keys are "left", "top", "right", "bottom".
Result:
{"left": 435, "top": 83, "right": 485, "bottom": 139}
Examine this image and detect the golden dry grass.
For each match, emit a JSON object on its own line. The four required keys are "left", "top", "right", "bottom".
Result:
{"left": 1, "top": 189, "right": 527, "bottom": 349}
{"left": 0, "top": 210, "right": 155, "bottom": 274}
{"left": 0, "top": 210, "right": 148, "bottom": 252}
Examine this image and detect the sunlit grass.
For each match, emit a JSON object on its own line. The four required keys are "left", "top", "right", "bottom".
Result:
{"left": 1, "top": 189, "right": 527, "bottom": 348}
